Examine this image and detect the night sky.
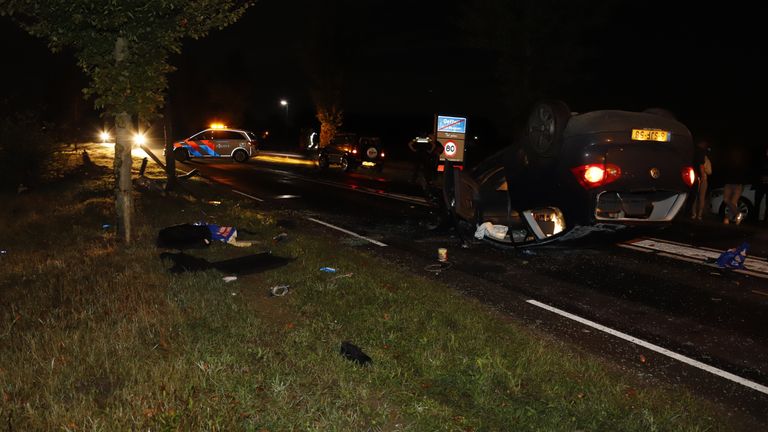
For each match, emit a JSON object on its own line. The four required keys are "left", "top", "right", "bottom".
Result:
{"left": 1, "top": 1, "right": 765, "bottom": 157}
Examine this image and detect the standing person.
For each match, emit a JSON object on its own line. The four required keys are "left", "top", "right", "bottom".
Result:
{"left": 408, "top": 133, "right": 436, "bottom": 186}
{"left": 753, "top": 145, "right": 768, "bottom": 223}
{"left": 720, "top": 142, "right": 749, "bottom": 225}
{"left": 691, "top": 139, "right": 712, "bottom": 220}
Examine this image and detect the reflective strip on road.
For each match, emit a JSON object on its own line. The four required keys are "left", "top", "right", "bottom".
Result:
{"left": 620, "top": 237, "right": 768, "bottom": 279}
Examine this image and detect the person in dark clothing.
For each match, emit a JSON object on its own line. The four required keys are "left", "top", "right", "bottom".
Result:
{"left": 753, "top": 146, "right": 768, "bottom": 222}
{"left": 691, "top": 139, "right": 712, "bottom": 220}
{"left": 408, "top": 133, "right": 439, "bottom": 187}
{"left": 720, "top": 142, "right": 750, "bottom": 224}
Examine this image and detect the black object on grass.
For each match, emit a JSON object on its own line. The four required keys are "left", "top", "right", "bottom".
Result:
{"left": 340, "top": 341, "right": 372, "bottom": 366}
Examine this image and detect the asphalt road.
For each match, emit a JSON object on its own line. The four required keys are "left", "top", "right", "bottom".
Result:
{"left": 160, "top": 150, "right": 768, "bottom": 427}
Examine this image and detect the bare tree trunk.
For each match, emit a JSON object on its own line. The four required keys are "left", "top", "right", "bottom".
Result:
{"left": 114, "top": 111, "right": 133, "bottom": 244}
{"left": 112, "top": 36, "right": 134, "bottom": 244}
{"left": 164, "top": 119, "right": 177, "bottom": 191}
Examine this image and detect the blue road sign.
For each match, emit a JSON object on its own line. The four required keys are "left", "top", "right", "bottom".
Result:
{"left": 437, "top": 116, "right": 467, "bottom": 134}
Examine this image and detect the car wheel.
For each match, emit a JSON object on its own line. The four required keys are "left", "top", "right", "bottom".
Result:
{"left": 526, "top": 100, "right": 571, "bottom": 158}
{"left": 318, "top": 153, "right": 329, "bottom": 170}
{"left": 233, "top": 149, "right": 249, "bottom": 163}
{"left": 340, "top": 156, "right": 352, "bottom": 172}
{"left": 173, "top": 148, "right": 189, "bottom": 162}
{"left": 719, "top": 197, "right": 754, "bottom": 222}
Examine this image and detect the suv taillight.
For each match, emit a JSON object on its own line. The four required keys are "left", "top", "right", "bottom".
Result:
{"left": 682, "top": 166, "right": 695, "bottom": 187}
{"left": 571, "top": 163, "right": 621, "bottom": 189}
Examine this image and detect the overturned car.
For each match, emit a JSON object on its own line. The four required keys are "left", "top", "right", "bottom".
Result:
{"left": 443, "top": 101, "right": 696, "bottom": 246}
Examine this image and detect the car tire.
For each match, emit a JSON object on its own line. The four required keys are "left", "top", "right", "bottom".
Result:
{"left": 233, "top": 149, "right": 249, "bottom": 163}
{"left": 340, "top": 156, "right": 352, "bottom": 172}
{"left": 173, "top": 148, "right": 189, "bottom": 162}
{"left": 718, "top": 197, "right": 754, "bottom": 222}
{"left": 318, "top": 153, "right": 329, "bottom": 170}
{"left": 526, "top": 100, "right": 571, "bottom": 158}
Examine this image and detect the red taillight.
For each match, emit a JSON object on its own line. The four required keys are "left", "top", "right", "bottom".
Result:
{"left": 352, "top": 148, "right": 358, "bottom": 154}
{"left": 571, "top": 163, "right": 621, "bottom": 188}
{"left": 682, "top": 166, "right": 696, "bottom": 187}
{"left": 380, "top": 151, "right": 385, "bottom": 158}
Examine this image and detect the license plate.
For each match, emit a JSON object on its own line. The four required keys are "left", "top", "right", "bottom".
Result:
{"left": 631, "top": 129, "right": 670, "bottom": 142}
{"left": 362, "top": 161, "right": 376, "bottom": 167}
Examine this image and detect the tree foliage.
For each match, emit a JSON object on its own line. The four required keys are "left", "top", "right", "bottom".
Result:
{"left": 1, "top": 0, "right": 252, "bottom": 120}
{"left": 1, "top": 0, "right": 252, "bottom": 243}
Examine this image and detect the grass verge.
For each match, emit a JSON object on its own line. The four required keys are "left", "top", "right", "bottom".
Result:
{"left": 0, "top": 144, "right": 737, "bottom": 431}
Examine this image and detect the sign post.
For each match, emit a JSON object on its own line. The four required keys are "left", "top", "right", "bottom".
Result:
{"left": 435, "top": 115, "right": 467, "bottom": 168}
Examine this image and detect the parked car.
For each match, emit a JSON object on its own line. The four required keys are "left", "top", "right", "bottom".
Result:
{"left": 442, "top": 101, "right": 696, "bottom": 246}
{"left": 316, "top": 133, "right": 385, "bottom": 172}
{"left": 172, "top": 127, "right": 259, "bottom": 163}
{"left": 709, "top": 184, "right": 766, "bottom": 222}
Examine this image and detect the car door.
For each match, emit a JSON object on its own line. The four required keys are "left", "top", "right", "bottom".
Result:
{"left": 211, "top": 130, "right": 244, "bottom": 156}
{"left": 182, "top": 130, "right": 216, "bottom": 157}
{"left": 443, "top": 162, "right": 479, "bottom": 221}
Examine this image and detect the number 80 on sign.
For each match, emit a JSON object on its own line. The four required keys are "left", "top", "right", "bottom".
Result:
{"left": 444, "top": 141, "right": 457, "bottom": 157}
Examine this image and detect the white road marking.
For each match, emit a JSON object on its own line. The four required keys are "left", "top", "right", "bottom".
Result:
{"left": 526, "top": 299, "right": 768, "bottom": 396}
{"left": 306, "top": 217, "right": 388, "bottom": 247}
{"left": 232, "top": 189, "right": 264, "bottom": 202}
{"left": 620, "top": 238, "right": 768, "bottom": 279}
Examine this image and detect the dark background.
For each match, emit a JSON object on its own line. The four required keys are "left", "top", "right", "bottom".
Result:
{"left": 2, "top": 0, "right": 765, "bottom": 170}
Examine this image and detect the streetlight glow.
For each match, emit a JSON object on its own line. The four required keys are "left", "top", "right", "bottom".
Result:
{"left": 99, "top": 131, "right": 111, "bottom": 143}
{"left": 280, "top": 99, "right": 288, "bottom": 106}
{"left": 133, "top": 133, "right": 147, "bottom": 146}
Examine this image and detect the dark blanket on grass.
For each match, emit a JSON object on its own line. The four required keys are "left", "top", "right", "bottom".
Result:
{"left": 160, "top": 252, "right": 293, "bottom": 275}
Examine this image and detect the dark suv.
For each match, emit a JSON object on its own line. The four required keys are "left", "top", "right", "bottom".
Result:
{"left": 317, "top": 133, "right": 385, "bottom": 172}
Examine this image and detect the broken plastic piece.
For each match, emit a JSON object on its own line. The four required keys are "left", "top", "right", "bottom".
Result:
{"left": 222, "top": 276, "right": 237, "bottom": 283}
{"left": 320, "top": 267, "right": 336, "bottom": 273}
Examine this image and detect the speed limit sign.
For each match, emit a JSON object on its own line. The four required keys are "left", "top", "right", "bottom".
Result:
{"left": 444, "top": 140, "right": 457, "bottom": 157}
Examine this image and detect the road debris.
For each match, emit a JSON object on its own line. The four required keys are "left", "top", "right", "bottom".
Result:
{"left": 715, "top": 242, "right": 749, "bottom": 269}
{"left": 269, "top": 285, "right": 290, "bottom": 297}
{"left": 340, "top": 341, "right": 372, "bottom": 366}
{"left": 160, "top": 252, "right": 293, "bottom": 275}
{"left": 157, "top": 223, "right": 256, "bottom": 249}
{"left": 319, "top": 267, "right": 337, "bottom": 273}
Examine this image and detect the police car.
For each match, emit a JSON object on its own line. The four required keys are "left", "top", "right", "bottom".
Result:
{"left": 172, "top": 125, "right": 259, "bottom": 163}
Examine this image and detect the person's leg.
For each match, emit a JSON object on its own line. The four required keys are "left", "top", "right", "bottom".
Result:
{"left": 695, "top": 176, "right": 708, "bottom": 219}
{"left": 690, "top": 179, "right": 700, "bottom": 219}
{"left": 733, "top": 184, "right": 744, "bottom": 224}
{"left": 754, "top": 187, "right": 766, "bottom": 222}
{"left": 723, "top": 184, "right": 736, "bottom": 223}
